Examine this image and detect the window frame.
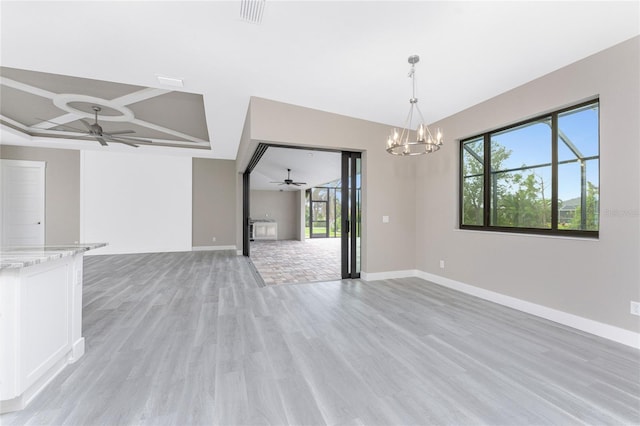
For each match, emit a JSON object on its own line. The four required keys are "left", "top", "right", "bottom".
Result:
{"left": 459, "top": 98, "right": 599, "bottom": 238}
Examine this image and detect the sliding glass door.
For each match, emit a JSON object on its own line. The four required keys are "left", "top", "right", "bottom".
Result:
{"left": 341, "top": 152, "right": 361, "bottom": 279}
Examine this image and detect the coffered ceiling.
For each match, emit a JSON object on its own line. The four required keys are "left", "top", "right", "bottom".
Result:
{"left": 1, "top": 1, "right": 638, "bottom": 159}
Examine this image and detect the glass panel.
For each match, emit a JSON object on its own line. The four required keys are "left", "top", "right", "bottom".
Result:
{"left": 461, "top": 138, "right": 484, "bottom": 226}
{"left": 489, "top": 119, "right": 552, "bottom": 229}
{"left": 559, "top": 159, "right": 599, "bottom": 231}
{"left": 311, "top": 201, "right": 327, "bottom": 237}
{"left": 311, "top": 221, "right": 327, "bottom": 236}
{"left": 334, "top": 188, "right": 342, "bottom": 237}
{"left": 491, "top": 167, "right": 552, "bottom": 228}
{"left": 355, "top": 157, "right": 361, "bottom": 274}
{"left": 305, "top": 190, "right": 310, "bottom": 238}
{"left": 462, "top": 176, "right": 484, "bottom": 225}
{"left": 312, "top": 201, "right": 326, "bottom": 220}
{"left": 558, "top": 102, "right": 599, "bottom": 231}
{"left": 558, "top": 103, "right": 599, "bottom": 161}
{"left": 491, "top": 119, "right": 552, "bottom": 170}
{"left": 311, "top": 187, "right": 328, "bottom": 201}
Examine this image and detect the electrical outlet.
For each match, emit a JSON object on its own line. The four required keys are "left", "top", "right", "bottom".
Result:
{"left": 631, "top": 301, "right": 640, "bottom": 316}
{"left": 439, "top": 260, "right": 445, "bottom": 269}
{"left": 212, "top": 237, "right": 217, "bottom": 242}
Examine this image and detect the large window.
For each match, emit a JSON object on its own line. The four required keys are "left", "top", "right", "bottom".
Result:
{"left": 460, "top": 99, "right": 599, "bottom": 237}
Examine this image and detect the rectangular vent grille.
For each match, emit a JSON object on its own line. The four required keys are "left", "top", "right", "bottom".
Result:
{"left": 240, "top": 0, "right": 265, "bottom": 24}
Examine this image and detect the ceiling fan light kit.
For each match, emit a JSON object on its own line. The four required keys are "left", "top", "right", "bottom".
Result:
{"left": 386, "top": 55, "right": 444, "bottom": 156}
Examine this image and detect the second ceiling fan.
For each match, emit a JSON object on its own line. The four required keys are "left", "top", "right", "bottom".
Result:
{"left": 271, "top": 168, "right": 307, "bottom": 186}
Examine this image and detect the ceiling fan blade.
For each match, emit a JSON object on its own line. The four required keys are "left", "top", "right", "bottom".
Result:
{"left": 96, "top": 136, "right": 108, "bottom": 146}
{"left": 110, "top": 138, "right": 139, "bottom": 148}
{"left": 105, "top": 130, "right": 135, "bottom": 136}
{"left": 107, "top": 135, "right": 153, "bottom": 143}
{"left": 79, "top": 119, "right": 93, "bottom": 131}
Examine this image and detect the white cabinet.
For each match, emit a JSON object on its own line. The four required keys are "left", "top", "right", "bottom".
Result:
{"left": 252, "top": 221, "right": 278, "bottom": 240}
{"left": 0, "top": 249, "right": 91, "bottom": 413}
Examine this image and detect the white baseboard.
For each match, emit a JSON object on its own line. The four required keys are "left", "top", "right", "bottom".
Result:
{"left": 85, "top": 247, "right": 192, "bottom": 256}
{"left": 360, "top": 269, "right": 639, "bottom": 349}
{"left": 360, "top": 269, "right": 418, "bottom": 281}
{"left": 192, "top": 245, "right": 237, "bottom": 252}
{"left": 70, "top": 338, "right": 85, "bottom": 363}
{"left": 0, "top": 354, "right": 69, "bottom": 414}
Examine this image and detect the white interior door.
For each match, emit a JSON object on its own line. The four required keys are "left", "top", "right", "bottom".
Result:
{"left": 1, "top": 160, "right": 46, "bottom": 247}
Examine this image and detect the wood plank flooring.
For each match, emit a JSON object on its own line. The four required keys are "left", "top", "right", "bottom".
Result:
{"left": 1, "top": 251, "right": 638, "bottom": 425}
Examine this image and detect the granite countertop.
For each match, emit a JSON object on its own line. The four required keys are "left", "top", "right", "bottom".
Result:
{"left": 0, "top": 243, "right": 107, "bottom": 270}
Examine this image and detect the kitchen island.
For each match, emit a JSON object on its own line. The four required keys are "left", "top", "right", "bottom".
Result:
{"left": 0, "top": 243, "right": 106, "bottom": 413}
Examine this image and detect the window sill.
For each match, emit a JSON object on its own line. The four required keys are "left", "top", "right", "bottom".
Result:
{"left": 455, "top": 227, "right": 599, "bottom": 242}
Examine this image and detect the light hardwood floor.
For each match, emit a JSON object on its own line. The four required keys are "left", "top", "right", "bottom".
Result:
{"left": 2, "top": 251, "right": 638, "bottom": 425}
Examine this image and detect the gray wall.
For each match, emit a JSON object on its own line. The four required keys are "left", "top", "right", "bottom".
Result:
{"left": 250, "top": 190, "right": 298, "bottom": 240}
{"left": 416, "top": 36, "right": 640, "bottom": 332}
{"left": 0, "top": 145, "right": 80, "bottom": 244}
{"left": 192, "top": 158, "right": 237, "bottom": 247}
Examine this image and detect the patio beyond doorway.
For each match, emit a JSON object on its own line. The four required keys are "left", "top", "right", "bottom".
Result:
{"left": 250, "top": 238, "right": 341, "bottom": 285}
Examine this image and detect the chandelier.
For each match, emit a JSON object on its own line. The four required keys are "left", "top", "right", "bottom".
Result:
{"left": 386, "top": 55, "right": 443, "bottom": 156}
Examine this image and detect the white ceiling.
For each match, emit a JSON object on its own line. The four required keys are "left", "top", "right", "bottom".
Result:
{"left": 251, "top": 146, "right": 341, "bottom": 191}
{"left": 1, "top": 1, "right": 638, "bottom": 160}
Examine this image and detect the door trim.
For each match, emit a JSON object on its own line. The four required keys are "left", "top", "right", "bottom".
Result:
{"left": 1, "top": 159, "right": 46, "bottom": 247}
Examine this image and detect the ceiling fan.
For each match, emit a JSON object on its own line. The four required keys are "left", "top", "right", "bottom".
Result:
{"left": 37, "top": 106, "right": 151, "bottom": 148}
{"left": 270, "top": 168, "right": 307, "bottom": 186}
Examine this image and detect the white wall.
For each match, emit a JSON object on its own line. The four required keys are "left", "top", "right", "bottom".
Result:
{"left": 81, "top": 151, "right": 192, "bottom": 255}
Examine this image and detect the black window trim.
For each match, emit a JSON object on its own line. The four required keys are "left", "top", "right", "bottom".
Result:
{"left": 459, "top": 98, "right": 600, "bottom": 238}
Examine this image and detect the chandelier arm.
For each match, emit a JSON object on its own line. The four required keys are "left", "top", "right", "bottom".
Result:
{"left": 414, "top": 103, "right": 426, "bottom": 126}
{"left": 405, "top": 106, "right": 415, "bottom": 144}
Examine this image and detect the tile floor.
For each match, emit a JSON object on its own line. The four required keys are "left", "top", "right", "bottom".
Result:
{"left": 250, "top": 238, "right": 341, "bottom": 285}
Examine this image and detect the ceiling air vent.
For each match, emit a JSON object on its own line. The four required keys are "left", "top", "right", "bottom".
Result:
{"left": 240, "top": 0, "right": 265, "bottom": 24}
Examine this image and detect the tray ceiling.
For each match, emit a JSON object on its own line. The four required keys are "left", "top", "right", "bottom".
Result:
{"left": 0, "top": 67, "right": 210, "bottom": 150}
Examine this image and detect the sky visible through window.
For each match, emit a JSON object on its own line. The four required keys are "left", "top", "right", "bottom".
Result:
{"left": 471, "top": 105, "right": 598, "bottom": 202}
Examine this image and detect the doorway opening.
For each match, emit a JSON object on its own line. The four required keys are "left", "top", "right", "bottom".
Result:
{"left": 243, "top": 144, "right": 361, "bottom": 285}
